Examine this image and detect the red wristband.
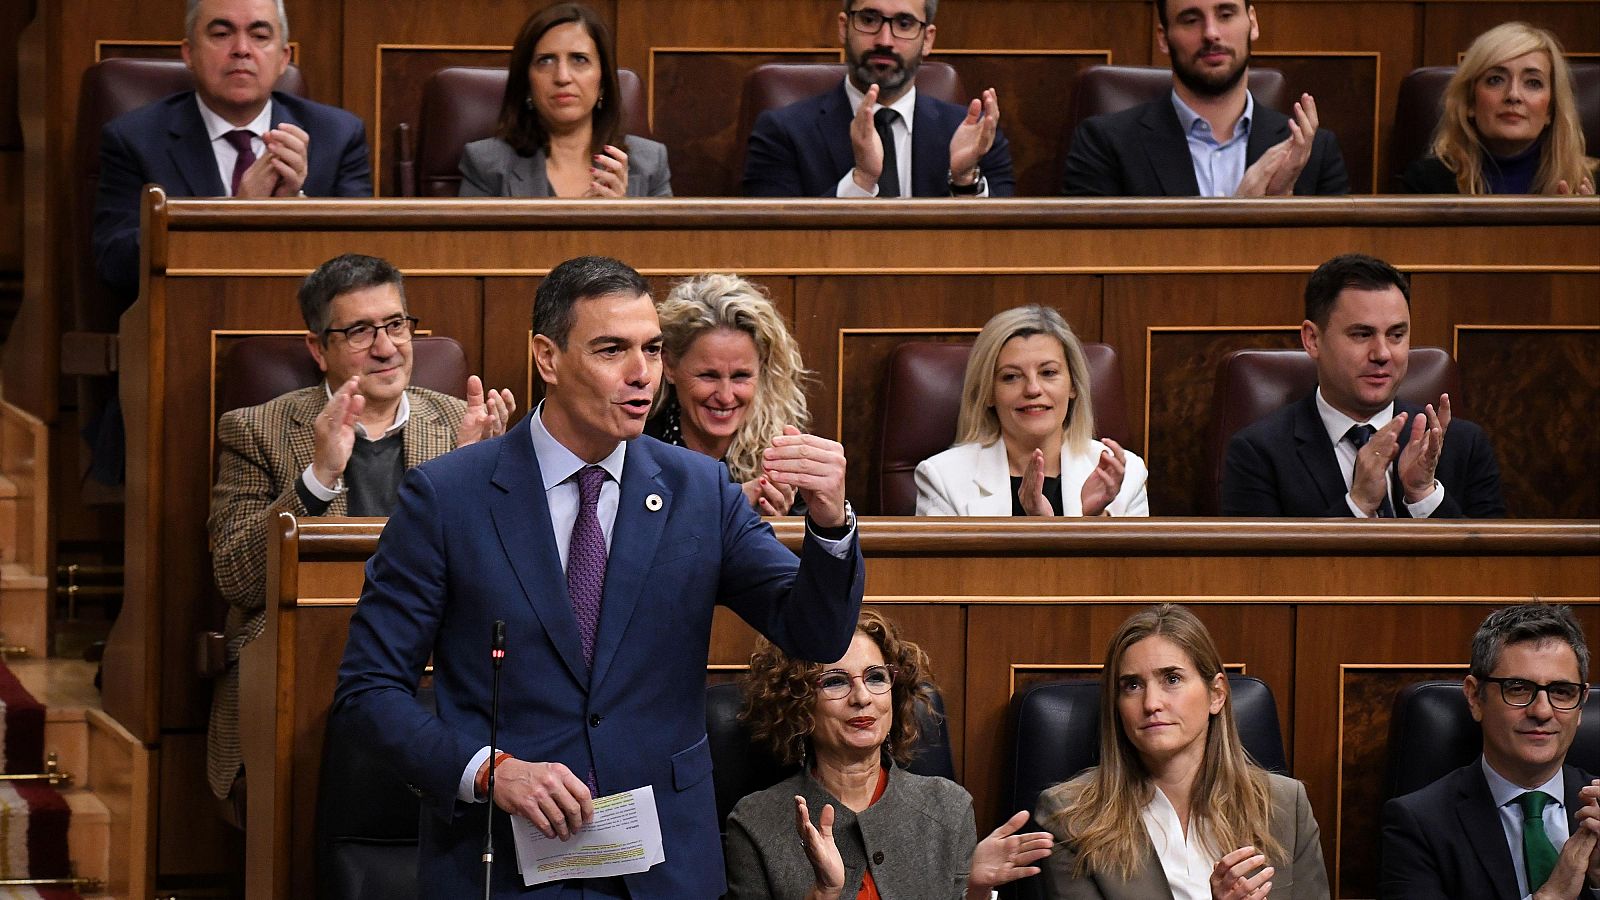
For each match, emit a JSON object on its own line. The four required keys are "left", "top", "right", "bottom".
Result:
{"left": 475, "top": 751, "right": 512, "bottom": 799}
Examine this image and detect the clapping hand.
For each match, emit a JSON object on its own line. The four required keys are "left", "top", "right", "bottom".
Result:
{"left": 1396, "top": 394, "right": 1450, "bottom": 504}
{"left": 310, "top": 376, "right": 364, "bottom": 490}
{"left": 948, "top": 88, "right": 1000, "bottom": 187}
{"left": 1079, "top": 438, "right": 1128, "bottom": 516}
{"left": 1211, "top": 846, "right": 1273, "bottom": 900}
{"left": 849, "top": 84, "right": 886, "bottom": 192}
{"left": 794, "top": 795, "right": 845, "bottom": 900}
{"left": 455, "top": 375, "right": 515, "bottom": 447}
{"left": 1237, "top": 94, "right": 1319, "bottom": 197}
{"left": 585, "top": 144, "right": 631, "bottom": 198}
{"left": 965, "top": 811, "right": 1053, "bottom": 897}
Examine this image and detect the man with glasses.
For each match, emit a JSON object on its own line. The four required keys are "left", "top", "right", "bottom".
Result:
{"left": 743, "top": 0, "right": 1014, "bottom": 197}
{"left": 205, "top": 252, "right": 513, "bottom": 820}
{"left": 1381, "top": 604, "right": 1600, "bottom": 899}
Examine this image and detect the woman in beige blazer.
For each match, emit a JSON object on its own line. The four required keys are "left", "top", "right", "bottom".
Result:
{"left": 1035, "top": 606, "right": 1329, "bottom": 900}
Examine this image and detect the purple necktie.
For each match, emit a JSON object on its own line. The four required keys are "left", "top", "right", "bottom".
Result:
{"left": 223, "top": 129, "right": 257, "bottom": 196}
{"left": 567, "top": 466, "right": 608, "bottom": 669}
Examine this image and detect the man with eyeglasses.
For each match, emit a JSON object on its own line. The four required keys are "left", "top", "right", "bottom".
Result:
{"left": 1381, "top": 604, "right": 1600, "bottom": 899}
{"left": 205, "top": 252, "right": 513, "bottom": 821}
{"left": 743, "top": 0, "right": 1014, "bottom": 198}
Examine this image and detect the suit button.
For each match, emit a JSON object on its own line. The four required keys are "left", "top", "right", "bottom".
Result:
{"left": 589, "top": 714, "right": 602, "bottom": 727}
{"left": 872, "top": 851, "right": 884, "bottom": 864}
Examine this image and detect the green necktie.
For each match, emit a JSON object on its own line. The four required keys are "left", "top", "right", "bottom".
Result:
{"left": 1518, "top": 790, "right": 1560, "bottom": 892}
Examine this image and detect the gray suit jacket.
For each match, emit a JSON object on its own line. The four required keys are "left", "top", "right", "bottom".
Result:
{"left": 1036, "top": 771, "right": 1330, "bottom": 899}
{"left": 457, "top": 134, "right": 672, "bottom": 197}
{"left": 724, "top": 766, "right": 977, "bottom": 900}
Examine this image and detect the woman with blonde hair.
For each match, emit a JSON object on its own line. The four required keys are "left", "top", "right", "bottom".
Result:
{"left": 648, "top": 273, "right": 813, "bottom": 514}
{"left": 1037, "top": 605, "right": 1329, "bottom": 899}
{"left": 915, "top": 305, "right": 1148, "bottom": 517}
{"left": 1400, "top": 21, "right": 1596, "bottom": 194}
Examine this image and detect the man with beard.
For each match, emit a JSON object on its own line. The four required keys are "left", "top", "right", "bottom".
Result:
{"left": 1061, "top": 0, "right": 1348, "bottom": 196}
{"left": 743, "top": 0, "right": 1014, "bottom": 197}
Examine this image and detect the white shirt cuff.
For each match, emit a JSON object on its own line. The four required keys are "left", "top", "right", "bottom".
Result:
{"left": 807, "top": 523, "right": 857, "bottom": 559}
{"left": 836, "top": 172, "right": 878, "bottom": 198}
{"left": 300, "top": 464, "right": 341, "bottom": 501}
{"left": 1345, "top": 493, "right": 1372, "bottom": 518}
{"left": 459, "top": 745, "right": 493, "bottom": 803}
{"left": 1405, "top": 481, "right": 1446, "bottom": 518}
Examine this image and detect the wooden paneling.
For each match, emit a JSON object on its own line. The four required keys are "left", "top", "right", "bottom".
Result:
{"left": 374, "top": 46, "right": 509, "bottom": 197}
{"left": 1255, "top": 53, "right": 1380, "bottom": 194}
{"left": 1420, "top": 3, "right": 1600, "bottom": 67}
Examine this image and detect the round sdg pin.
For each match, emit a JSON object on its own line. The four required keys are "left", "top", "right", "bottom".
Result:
{"left": 645, "top": 493, "right": 664, "bottom": 512}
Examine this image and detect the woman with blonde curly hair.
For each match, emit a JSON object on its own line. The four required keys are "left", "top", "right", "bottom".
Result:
{"left": 726, "top": 608, "right": 1052, "bottom": 900}
{"left": 1037, "top": 605, "right": 1328, "bottom": 899}
{"left": 648, "top": 273, "right": 813, "bottom": 514}
{"left": 1400, "top": 21, "right": 1596, "bottom": 195}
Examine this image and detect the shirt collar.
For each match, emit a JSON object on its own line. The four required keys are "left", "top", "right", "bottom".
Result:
{"left": 195, "top": 94, "right": 274, "bottom": 143}
{"left": 529, "top": 403, "right": 627, "bottom": 491}
{"left": 1171, "top": 88, "right": 1253, "bottom": 141}
{"left": 844, "top": 78, "right": 918, "bottom": 133}
{"left": 322, "top": 381, "right": 409, "bottom": 441}
{"left": 1482, "top": 755, "right": 1566, "bottom": 810}
{"left": 1315, "top": 386, "right": 1394, "bottom": 447}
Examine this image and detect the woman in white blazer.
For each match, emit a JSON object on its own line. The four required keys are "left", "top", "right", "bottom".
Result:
{"left": 915, "top": 305, "right": 1149, "bottom": 517}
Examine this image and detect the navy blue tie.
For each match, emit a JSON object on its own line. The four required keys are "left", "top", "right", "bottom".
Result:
{"left": 1344, "top": 424, "right": 1396, "bottom": 518}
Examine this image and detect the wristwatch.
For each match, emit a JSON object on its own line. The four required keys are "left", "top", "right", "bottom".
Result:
{"left": 948, "top": 167, "right": 985, "bottom": 196}
{"left": 807, "top": 501, "right": 856, "bottom": 540}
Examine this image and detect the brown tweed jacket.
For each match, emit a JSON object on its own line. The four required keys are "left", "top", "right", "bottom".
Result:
{"left": 205, "top": 384, "right": 464, "bottom": 800}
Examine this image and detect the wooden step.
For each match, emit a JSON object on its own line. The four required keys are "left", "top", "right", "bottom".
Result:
{"left": 0, "top": 562, "right": 47, "bottom": 657}
{"left": 65, "top": 786, "right": 110, "bottom": 886}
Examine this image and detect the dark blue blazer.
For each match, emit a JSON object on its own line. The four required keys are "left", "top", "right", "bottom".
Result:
{"left": 1380, "top": 761, "right": 1597, "bottom": 900}
{"left": 743, "top": 81, "right": 1015, "bottom": 197}
{"left": 1061, "top": 96, "right": 1348, "bottom": 196}
{"left": 333, "top": 418, "right": 865, "bottom": 898}
{"left": 92, "top": 90, "right": 371, "bottom": 299}
{"left": 1220, "top": 393, "right": 1506, "bottom": 517}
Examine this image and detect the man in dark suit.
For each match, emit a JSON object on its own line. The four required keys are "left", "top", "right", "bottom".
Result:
{"left": 1380, "top": 604, "right": 1600, "bottom": 899}
{"left": 743, "top": 0, "right": 1014, "bottom": 198}
{"left": 1221, "top": 253, "right": 1505, "bottom": 518}
{"left": 92, "top": 0, "right": 371, "bottom": 300}
{"left": 334, "top": 256, "right": 865, "bottom": 898}
{"left": 1062, "top": 0, "right": 1347, "bottom": 197}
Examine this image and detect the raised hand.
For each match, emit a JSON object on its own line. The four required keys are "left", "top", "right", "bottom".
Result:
{"left": 1349, "top": 414, "right": 1406, "bottom": 517}
{"left": 310, "top": 376, "right": 364, "bottom": 490}
{"left": 741, "top": 474, "right": 797, "bottom": 516}
{"left": 849, "top": 84, "right": 885, "bottom": 192}
{"left": 948, "top": 88, "right": 1000, "bottom": 184}
{"left": 585, "top": 144, "right": 631, "bottom": 198}
{"left": 1556, "top": 176, "right": 1596, "bottom": 195}
{"left": 1211, "top": 845, "right": 1273, "bottom": 900}
{"left": 794, "top": 795, "right": 844, "bottom": 900}
{"left": 1080, "top": 438, "right": 1128, "bottom": 516}
{"left": 966, "top": 810, "right": 1053, "bottom": 895}
{"left": 763, "top": 425, "right": 848, "bottom": 529}
{"left": 1263, "top": 94, "right": 1319, "bottom": 196}
{"left": 1397, "top": 394, "right": 1451, "bottom": 504}
{"left": 488, "top": 757, "right": 593, "bottom": 840}
{"left": 455, "top": 375, "right": 516, "bottom": 447}
{"left": 1236, "top": 140, "right": 1290, "bottom": 197}
{"left": 1017, "top": 447, "right": 1054, "bottom": 517}
{"left": 262, "top": 123, "right": 310, "bottom": 197}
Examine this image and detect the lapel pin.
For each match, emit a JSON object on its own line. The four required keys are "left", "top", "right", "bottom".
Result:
{"left": 645, "top": 493, "right": 664, "bottom": 512}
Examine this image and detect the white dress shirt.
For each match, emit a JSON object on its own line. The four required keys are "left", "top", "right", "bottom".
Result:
{"left": 1481, "top": 758, "right": 1579, "bottom": 900}
{"left": 1141, "top": 786, "right": 1219, "bottom": 900}
{"left": 835, "top": 80, "right": 991, "bottom": 199}
{"left": 193, "top": 95, "right": 272, "bottom": 197}
{"left": 1314, "top": 388, "right": 1445, "bottom": 518}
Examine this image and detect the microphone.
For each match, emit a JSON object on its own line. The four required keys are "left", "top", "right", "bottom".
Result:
{"left": 483, "top": 619, "right": 507, "bottom": 900}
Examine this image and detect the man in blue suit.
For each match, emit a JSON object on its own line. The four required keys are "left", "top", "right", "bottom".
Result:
{"left": 743, "top": 0, "right": 1014, "bottom": 198}
{"left": 92, "top": 0, "right": 371, "bottom": 300}
{"left": 334, "top": 256, "right": 865, "bottom": 898}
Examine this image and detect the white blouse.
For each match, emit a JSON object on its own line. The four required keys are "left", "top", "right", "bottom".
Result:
{"left": 1140, "top": 787, "right": 1219, "bottom": 900}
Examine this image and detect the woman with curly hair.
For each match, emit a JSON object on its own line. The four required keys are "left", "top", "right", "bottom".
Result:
{"left": 725, "top": 608, "right": 1052, "bottom": 900}
{"left": 1400, "top": 21, "right": 1596, "bottom": 195}
{"left": 648, "top": 273, "right": 813, "bottom": 514}
{"left": 1037, "top": 605, "right": 1328, "bottom": 899}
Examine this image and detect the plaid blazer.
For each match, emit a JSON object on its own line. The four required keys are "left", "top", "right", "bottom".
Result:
{"left": 205, "top": 384, "right": 464, "bottom": 800}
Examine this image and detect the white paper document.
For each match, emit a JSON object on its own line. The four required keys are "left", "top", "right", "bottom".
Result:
{"left": 510, "top": 785, "right": 666, "bottom": 886}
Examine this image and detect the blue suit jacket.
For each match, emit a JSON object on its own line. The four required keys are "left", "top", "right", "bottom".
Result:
{"left": 1220, "top": 393, "right": 1506, "bottom": 517}
{"left": 92, "top": 90, "right": 371, "bottom": 299}
{"left": 334, "top": 418, "right": 865, "bottom": 898}
{"left": 743, "top": 81, "right": 1015, "bottom": 197}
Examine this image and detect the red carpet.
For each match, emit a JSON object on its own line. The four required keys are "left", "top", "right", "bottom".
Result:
{"left": 0, "top": 663, "right": 79, "bottom": 898}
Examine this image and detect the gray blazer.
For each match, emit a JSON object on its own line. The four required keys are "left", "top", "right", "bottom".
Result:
{"left": 724, "top": 767, "right": 977, "bottom": 900}
{"left": 1035, "top": 771, "right": 1330, "bottom": 900}
{"left": 457, "top": 134, "right": 672, "bottom": 197}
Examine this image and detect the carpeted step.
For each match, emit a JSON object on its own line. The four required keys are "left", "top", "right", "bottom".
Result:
{"left": 0, "top": 664, "right": 82, "bottom": 899}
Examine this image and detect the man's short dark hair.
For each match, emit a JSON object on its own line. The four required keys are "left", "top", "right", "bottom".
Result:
{"left": 533, "top": 256, "right": 651, "bottom": 349}
{"left": 1156, "top": 0, "right": 1252, "bottom": 31}
{"left": 297, "top": 253, "right": 406, "bottom": 338}
{"left": 1303, "top": 253, "right": 1411, "bottom": 329}
{"left": 1470, "top": 603, "right": 1590, "bottom": 686}
{"left": 843, "top": 0, "right": 938, "bottom": 24}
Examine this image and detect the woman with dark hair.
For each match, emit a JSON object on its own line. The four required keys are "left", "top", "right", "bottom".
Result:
{"left": 725, "top": 608, "right": 1052, "bottom": 900}
{"left": 1037, "top": 605, "right": 1329, "bottom": 899}
{"left": 459, "top": 2, "right": 671, "bottom": 197}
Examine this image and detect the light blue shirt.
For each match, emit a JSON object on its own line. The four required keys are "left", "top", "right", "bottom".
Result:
{"left": 1171, "top": 89, "right": 1253, "bottom": 197}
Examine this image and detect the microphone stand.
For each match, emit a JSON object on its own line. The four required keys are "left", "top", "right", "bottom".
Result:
{"left": 483, "top": 619, "right": 506, "bottom": 900}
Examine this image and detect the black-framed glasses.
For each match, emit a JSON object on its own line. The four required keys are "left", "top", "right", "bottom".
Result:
{"left": 815, "top": 665, "right": 898, "bottom": 700}
{"left": 324, "top": 315, "right": 418, "bottom": 351}
{"left": 847, "top": 8, "right": 928, "bottom": 40}
{"left": 1482, "top": 676, "right": 1588, "bottom": 710}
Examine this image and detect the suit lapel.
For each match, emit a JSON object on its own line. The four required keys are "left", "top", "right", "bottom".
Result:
{"left": 970, "top": 441, "right": 1012, "bottom": 515}
{"left": 168, "top": 94, "right": 226, "bottom": 196}
{"left": 1246, "top": 105, "right": 1291, "bottom": 167}
{"left": 1457, "top": 763, "right": 1522, "bottom": 899}
{"left": 1138, "top": 101, "right": 1200, "bottom": 196}
{"left": 1290, "top": 394, "right": 1348, "bottom": 511}
{"left": 815, "top": 83, "right": 857, "bottom": 188}
{"left": 287, "top": 386, "right": 349, "bottom": 515}
{"left": 508, "top": 149, "right": 550, "bottom": 197}
{"left": 488, "top": 417, "right": 589, "bottom": 688}
{"left": 401, "top": 389, "right": 455, "bottom": 471}
{"left": 589, "top": 439, "right": 670, "bottom": 691}
{"left": 910, "top": 93, "right": 947, "bottom": 197}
